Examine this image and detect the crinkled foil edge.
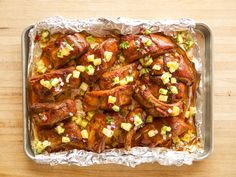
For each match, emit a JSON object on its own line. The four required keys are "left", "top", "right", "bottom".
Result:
{"left": 27, "top": 16, "right": 204, "bottom": 167}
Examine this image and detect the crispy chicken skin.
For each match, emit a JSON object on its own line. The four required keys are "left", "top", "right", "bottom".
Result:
{"left": 83, "top": 85, "right": 133, "bottom": 111}
{"left": 30, "top": 30, "right": 199, "bottom": 154}
{"left": 31, "top": 99, "right": 77, "bottom": 127}
{"left": 30, "top": 67, "right": 81, "bottom": 102}
{"left": 43, "top": 33, "right": 89, "bottom": 69}
{"left": 121, "top": 34, "right": 175, "bottom": 63}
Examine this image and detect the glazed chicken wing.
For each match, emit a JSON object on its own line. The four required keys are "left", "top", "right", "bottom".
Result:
{"left": 86, "top": 113, "right": 127, "bottom": 152}
{"left": 134, "top": 85, "right": 183, "bottom": 117}
{"left": 133, "top": 117, "right": 189, "bottom": 148}
{"left": 31, "top": 99, "right": 77, "bottom": 127}
{"left": 121, "top": 34, "right": 175, "bottom": 63}
{"left": 163, "top": 51, "right": 196, "bottom": 85}
{"left": 36, "top": 121, "right": 85, "bottom": 152}
{"left": 78, "top": 38, "right": 119, "bottom": 84}
{"left": 83, "top": 85, "right": 133, "bottom": 111}
{"left": 30, "top": 67, "right": 81, "bottom": 102}
{"left": 43, "top": 33, "right": 89, "bottom": 69}
{"left": 99, "top": 63, "right": 138, "bottom": 89}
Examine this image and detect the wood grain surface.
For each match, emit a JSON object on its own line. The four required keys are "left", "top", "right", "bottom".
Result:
{"left": 0, "top": 0, "right": 235, "bottom": 176}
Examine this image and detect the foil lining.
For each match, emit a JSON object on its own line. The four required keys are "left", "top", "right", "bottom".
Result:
{"left": 27, "top": 16, "right": 204, "bottom": 167}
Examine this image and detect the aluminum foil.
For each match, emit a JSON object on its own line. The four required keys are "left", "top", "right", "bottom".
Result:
{"left": 27, "top": 16, "right": 204, "bottom": 167}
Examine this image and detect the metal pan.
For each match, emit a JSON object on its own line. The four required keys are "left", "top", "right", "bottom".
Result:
{"left": 22, "top": 23, "right": 213, "bottom": 163}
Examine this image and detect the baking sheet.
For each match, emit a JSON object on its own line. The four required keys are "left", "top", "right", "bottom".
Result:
{"left": 22, "top": 17, "right": 213, "bottom": 166}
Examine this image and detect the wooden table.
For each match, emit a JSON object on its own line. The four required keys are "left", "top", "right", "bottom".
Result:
{"left": 0, "top": 0, "right": 235, "bottom": 176}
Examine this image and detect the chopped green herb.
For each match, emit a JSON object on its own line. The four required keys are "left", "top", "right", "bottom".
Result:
{"left": 86, "top": 36, "right": 95, "bottom": 43}
{"left": 106, "top": 116, "right": 114, "bottom": 124}
{"left": 40, "top": 30, "right": 50, "bottom": 43}
{"left": 184, "top": 35, "right": 194, "bottom": 50}
{"left": 144, "top": 29, "right": 152, "bottom": 35}
{"left": 144, "top": 38, "right": 152, "bottom": 47}
{"left": 119, "top": 41, "right": 129, "bottom": 49}
{"left": 175, "top": 33, "right": 184, "bottom": 44}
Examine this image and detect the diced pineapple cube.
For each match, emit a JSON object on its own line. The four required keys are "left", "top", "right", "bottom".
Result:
{"left": 76, "top": 118, "right": 83, "bottom": 126}
{"left": 190, "top": 106, "right": 197, "bottom": 116}
{"left": 62, "top": 136, "right": 70, "bottom": 143}
{"left": 148, "top": 129, "right": 158, "bottom": 137}
{"left": 158, "top": 95, "right": 168, "bottom": 102}
{"left": 40, "top": 79, "right": 52, "bottom": 89}
{"left": 185, "top": 111, "right": 190, "bottom": 118}
{"left": 119, "top": 55, "right": 125, "bottom": 62}
{"left": 140, "top": 68, "right": 149, "bottom": 75}
{"left": 121, "top": 123, "right": 133, "bottom": 131}
{"left": 181, "top": 132, "right": 193, "bottom": 143}
{"left": 87, "top": 111, "right": 95, "bottom": 119}
{"left": 134, "top": 115, "right": 143, "bottom": 127}
{"left": 108, "top": 96, "right": 117, "bottom": 104}
{"left": 159, "top": 88, "right": 168, "bottom": 95}
{"left": 171, "top": 77, "right": 177, "bottom": 84}
{"left": 171, "top": 106, "right": 180, "bottom": 116}
{"left": 119, "top": 79, "right": 128, "bottom": 86}
{"left": 55, "top": 125, "right": 65, "bottom": 135}
{"left": 72, "top": 70, "right": 80, "bottom": 78}
{"left": 126, "top": 75, "right": 133, "bottom": 83}
{"left": 93, "top": 58, "right": 102, "bottom": 66}
{"left": 76, "top": 65, "right": 85, "bottom": 72}
{"left": 80, "top": 119, "right": 88, "bottom": 128}
{"left": 50, "top": 78, "right": 60, "bottom": 87}
{"left": 169, "top": 86, "right": 178, "bottom": 94}
{"left": 152, "top": 64, "right": 161, "bottom": 70}
{"left": 104, "top": 51, "right": 113, "bottom": 62}
{"left": 143, "top": 38, "right": 152, "bottom": 46}
{"left": 172, "top": 136, "right": 180, "bottom": 144}
{"left": 85, "top": 65, "right": 95, "bottom": 75}
{"left": 31, "top": 140, "right": 51, "bottom": 154}
{"left": 36, "top": 60, "right": 47, "bottom": 73}
{"left": 166, "top": 61, "right": 179, "bottom": 73}
{"left": 102, "top": 128, "right": 114, "bottom": 138}
{"left": 161, "top": 72, "right": 172, "bottom": 84}
{"left": 112, "top": 105, "right": 120, "bottom": 112}
{"left": 144, "top": 56, "right": 153, "bottom": 67}
{"left": 112, "top": 76, "right": 120, "bottom": 85}
{"left": 90, "top": 43, "right": 98, "bottom": 49}
{"left": 87, "top": 54, "right": 95, "bottom": 62}
{"left": 146, "top": 115, "right": 153, "bottom": 123}
{"left": 81, "top": 129, "right": 89, "bottom": 139}
{"left": 161, "top": 125, "right": 171, "bottom": 135}
{"left": 80, "top": 82, "right": 89, "bottom": 91}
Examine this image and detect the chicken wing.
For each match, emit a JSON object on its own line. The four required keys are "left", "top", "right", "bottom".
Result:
{"left": 30, "top": 67, "right": 81, "bottom": 102}
{"left": 99, "top": 63, "right": 138, "bottom": 89}
{"left": 134, "top": 85, "right": 183, "bottom": 117}
{"left": 83, "top": 85, "right": 133, "bottom": 111}
{"left": 121, "top": 34, "right": 175, "bottom": 63}
{"left": 43, "top": 33, "right": 89, "bottom": 69}
{"left": 78, "top": 38, "right": 119, "bottom": 84}
{"left": 31, "top": 99, "right": 77, "bottom": 127}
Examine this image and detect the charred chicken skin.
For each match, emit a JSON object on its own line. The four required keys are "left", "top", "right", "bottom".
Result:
{"left": 30, "top": 30, "right": 198, "bottom": 154}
